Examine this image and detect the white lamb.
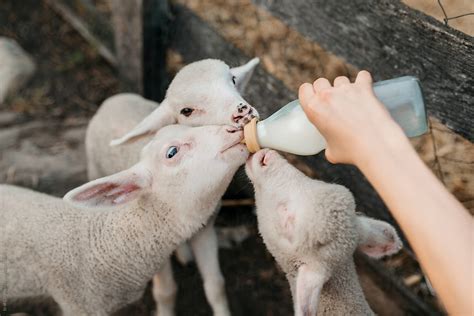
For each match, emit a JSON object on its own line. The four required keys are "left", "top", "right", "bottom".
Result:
{"left": 246, "top": 149, "right": 403, "bottom": 316}
{"left": 86, "top": 58, "right": 259, "bottom": 316}
{"left": 0, "top": 124, "right": 248, "bottom": 316}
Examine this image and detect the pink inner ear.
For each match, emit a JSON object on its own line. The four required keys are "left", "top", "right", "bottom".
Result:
{"left": 73, "top": 182, "right": 141, "bottom": 204}
{"left": 108, "top": 183, "right": 141, "bottom": 204}
{"left": 296, "top": 265, "right": 325, "bottom": 316}
{"left": 358, "top": 237, "right": 401, "bottom": 258}
{"left": 263, "top": 152, "right": 271, "bottom": 166}
{"left": 73, "top": 183, "right": 119, "bottom": 201}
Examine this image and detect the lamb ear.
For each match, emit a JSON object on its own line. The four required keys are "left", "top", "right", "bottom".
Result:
{"left": 110, "top": 99, "right": 176, "bottom": 146}
{"left": 295, "top": 264, "right": 327, "bottom": 316}
{"left": 356, "top": 216, "right": 403, "bottom": 259}
{"left": 64, "top": 164, "right": 152, "bottom": 209}
{"left": 230, "top": 57, "right": 259, "bottom": 93}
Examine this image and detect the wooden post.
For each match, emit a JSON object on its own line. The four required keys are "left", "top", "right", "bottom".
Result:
{"left": 47, "top": 0, "right": 171, "bottom": 98}
{"left": 108, "top": 0, "right": 171, "bottom": 99}
{"left": 107, "top": 0, "right": 144, "bottom": 93}
{"left": 143, "top": 0, "right": 171, "bottom": 101}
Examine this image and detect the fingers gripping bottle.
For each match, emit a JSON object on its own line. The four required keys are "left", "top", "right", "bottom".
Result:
{"left": 243, "top": 76, "right": 428, "bottom": 156}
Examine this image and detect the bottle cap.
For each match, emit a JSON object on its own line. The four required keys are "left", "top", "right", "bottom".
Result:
{"left": 243, "top": 118, "right": 261, "bottom": 153}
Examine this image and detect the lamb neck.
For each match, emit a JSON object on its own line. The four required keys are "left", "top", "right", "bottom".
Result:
{"left": 87, "top": 193, "right": 191, "bottom": 286}
{"left": 317, "top": 260, "right": 373, "bottom": 316}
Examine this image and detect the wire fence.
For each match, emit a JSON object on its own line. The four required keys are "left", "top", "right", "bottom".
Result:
{"left": 437, "top": 0, "right": 474, "bottom": 26}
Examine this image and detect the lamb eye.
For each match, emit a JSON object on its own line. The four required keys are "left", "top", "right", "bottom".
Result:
{"left": 180, "top": 108, "right": 194, "bottom": 117}
{"left": 166, "top": 146, "right": 179, "bottom": 159}
{"left": 232, "top": 76, "right": 236, "bottom": 85}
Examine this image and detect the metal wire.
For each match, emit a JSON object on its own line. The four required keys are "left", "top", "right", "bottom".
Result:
{"left": 437, "top": 0, "right": 474, "bottom": 26}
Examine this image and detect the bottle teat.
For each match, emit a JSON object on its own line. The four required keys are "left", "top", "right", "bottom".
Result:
{"left": 243, "top": 118, "right": 261, "bottom": 153}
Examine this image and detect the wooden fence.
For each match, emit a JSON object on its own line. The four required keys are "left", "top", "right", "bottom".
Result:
{"left": 44, "top": 0, "right": 473, "bottom": 314}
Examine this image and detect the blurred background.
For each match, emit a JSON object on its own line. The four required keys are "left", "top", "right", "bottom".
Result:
{"left": 0, "top": 0, "right": 472, "bottom": 315}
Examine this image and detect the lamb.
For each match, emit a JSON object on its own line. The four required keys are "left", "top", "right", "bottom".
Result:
{"left": 86, "top": 58, "right": 259, "bottom": 316}
{"left": 245, "top": 149, "right": 402, "bottom": 316}
{"left": 0, "top": 124, "right": 248, "bottom": 316}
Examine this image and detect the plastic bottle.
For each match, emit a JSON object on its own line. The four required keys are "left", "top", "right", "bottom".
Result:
{"left": 243, "top": 76, "right": 428, "bottom": 156}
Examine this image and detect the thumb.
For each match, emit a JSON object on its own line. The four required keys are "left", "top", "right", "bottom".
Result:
{"left": 298, "top": 83, "right": 315, "bottom": 110}
{"left": 299, "top": 83, "right": 320, "bottom": 125}
{"left": 324, "top": 147, "right": 338, "bottom": 164}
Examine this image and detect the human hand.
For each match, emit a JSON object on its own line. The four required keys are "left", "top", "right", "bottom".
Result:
{"left": 299, "top": 71, "right": 407, "bottom": 166}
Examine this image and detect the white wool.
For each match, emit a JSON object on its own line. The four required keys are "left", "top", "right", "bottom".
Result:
{"left": 86, "top": 58, "right": 259, "bottom": 316}
{"left": 246, "top": 149, "right": 402, "bottom": 316}
{"left": 1, "top": 124, "right": 248, "bottom": 316}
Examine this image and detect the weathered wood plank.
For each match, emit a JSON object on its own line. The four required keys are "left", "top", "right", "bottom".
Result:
{"left": 253, "top": 0, "right": 474, "bottom": 142}
{"left": 355, "top": 253, "right": 442, "bottom": 315}
{"left": 170, "top": 6, "right": 438, "bottom": 314}
{"left": 107, "top": 0, "right": 143, "bottom": 93}
{"left": 108, "top": 0, "right": 172, "bottom": 97}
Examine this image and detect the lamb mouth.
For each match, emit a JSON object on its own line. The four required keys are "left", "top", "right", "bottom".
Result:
{"left": 226, "top": 126, "right": 243, "bottom": 133}
{"left": 232, "top": 113, "right": 258, "bottom": 127}
{"left": 221, "top": 140, "right": 244, "bottom": 153}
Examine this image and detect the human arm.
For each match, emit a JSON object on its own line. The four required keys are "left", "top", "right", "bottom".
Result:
{"left": 298, "top": 71, "right": 473, "bottom": 314}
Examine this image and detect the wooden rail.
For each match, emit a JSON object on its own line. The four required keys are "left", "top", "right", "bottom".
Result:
{"left": 253, "top": 0, "right": 474, "bottom": 142}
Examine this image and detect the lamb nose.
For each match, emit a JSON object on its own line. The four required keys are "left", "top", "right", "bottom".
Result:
{"left": 238, "top": 104, "right": 248, "bottom": 113}
{"left": 226, "top": 126, "right": 240, "bottom": 133}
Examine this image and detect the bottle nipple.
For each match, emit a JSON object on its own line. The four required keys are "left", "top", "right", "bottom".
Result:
{"left": 242, "top": 118, "right": 261, "bottom": 153}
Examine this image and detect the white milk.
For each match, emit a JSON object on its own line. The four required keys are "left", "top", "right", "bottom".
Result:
{"left": 256, "top": 100, "right": 326, "bottom": 155}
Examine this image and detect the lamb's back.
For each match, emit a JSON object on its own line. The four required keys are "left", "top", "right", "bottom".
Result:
{"left": 0, "top": 184, "right": 87, "bottom": 297}
{"left": 0, "top": 184, "right": 74, "bottom": 234}
{"left": 86, "top": 93, "right": 157, "bottom": 177}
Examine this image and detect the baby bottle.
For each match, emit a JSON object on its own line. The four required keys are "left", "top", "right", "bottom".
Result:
{"left": 243, "top": 76, "right": 427, "bottom": 156}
